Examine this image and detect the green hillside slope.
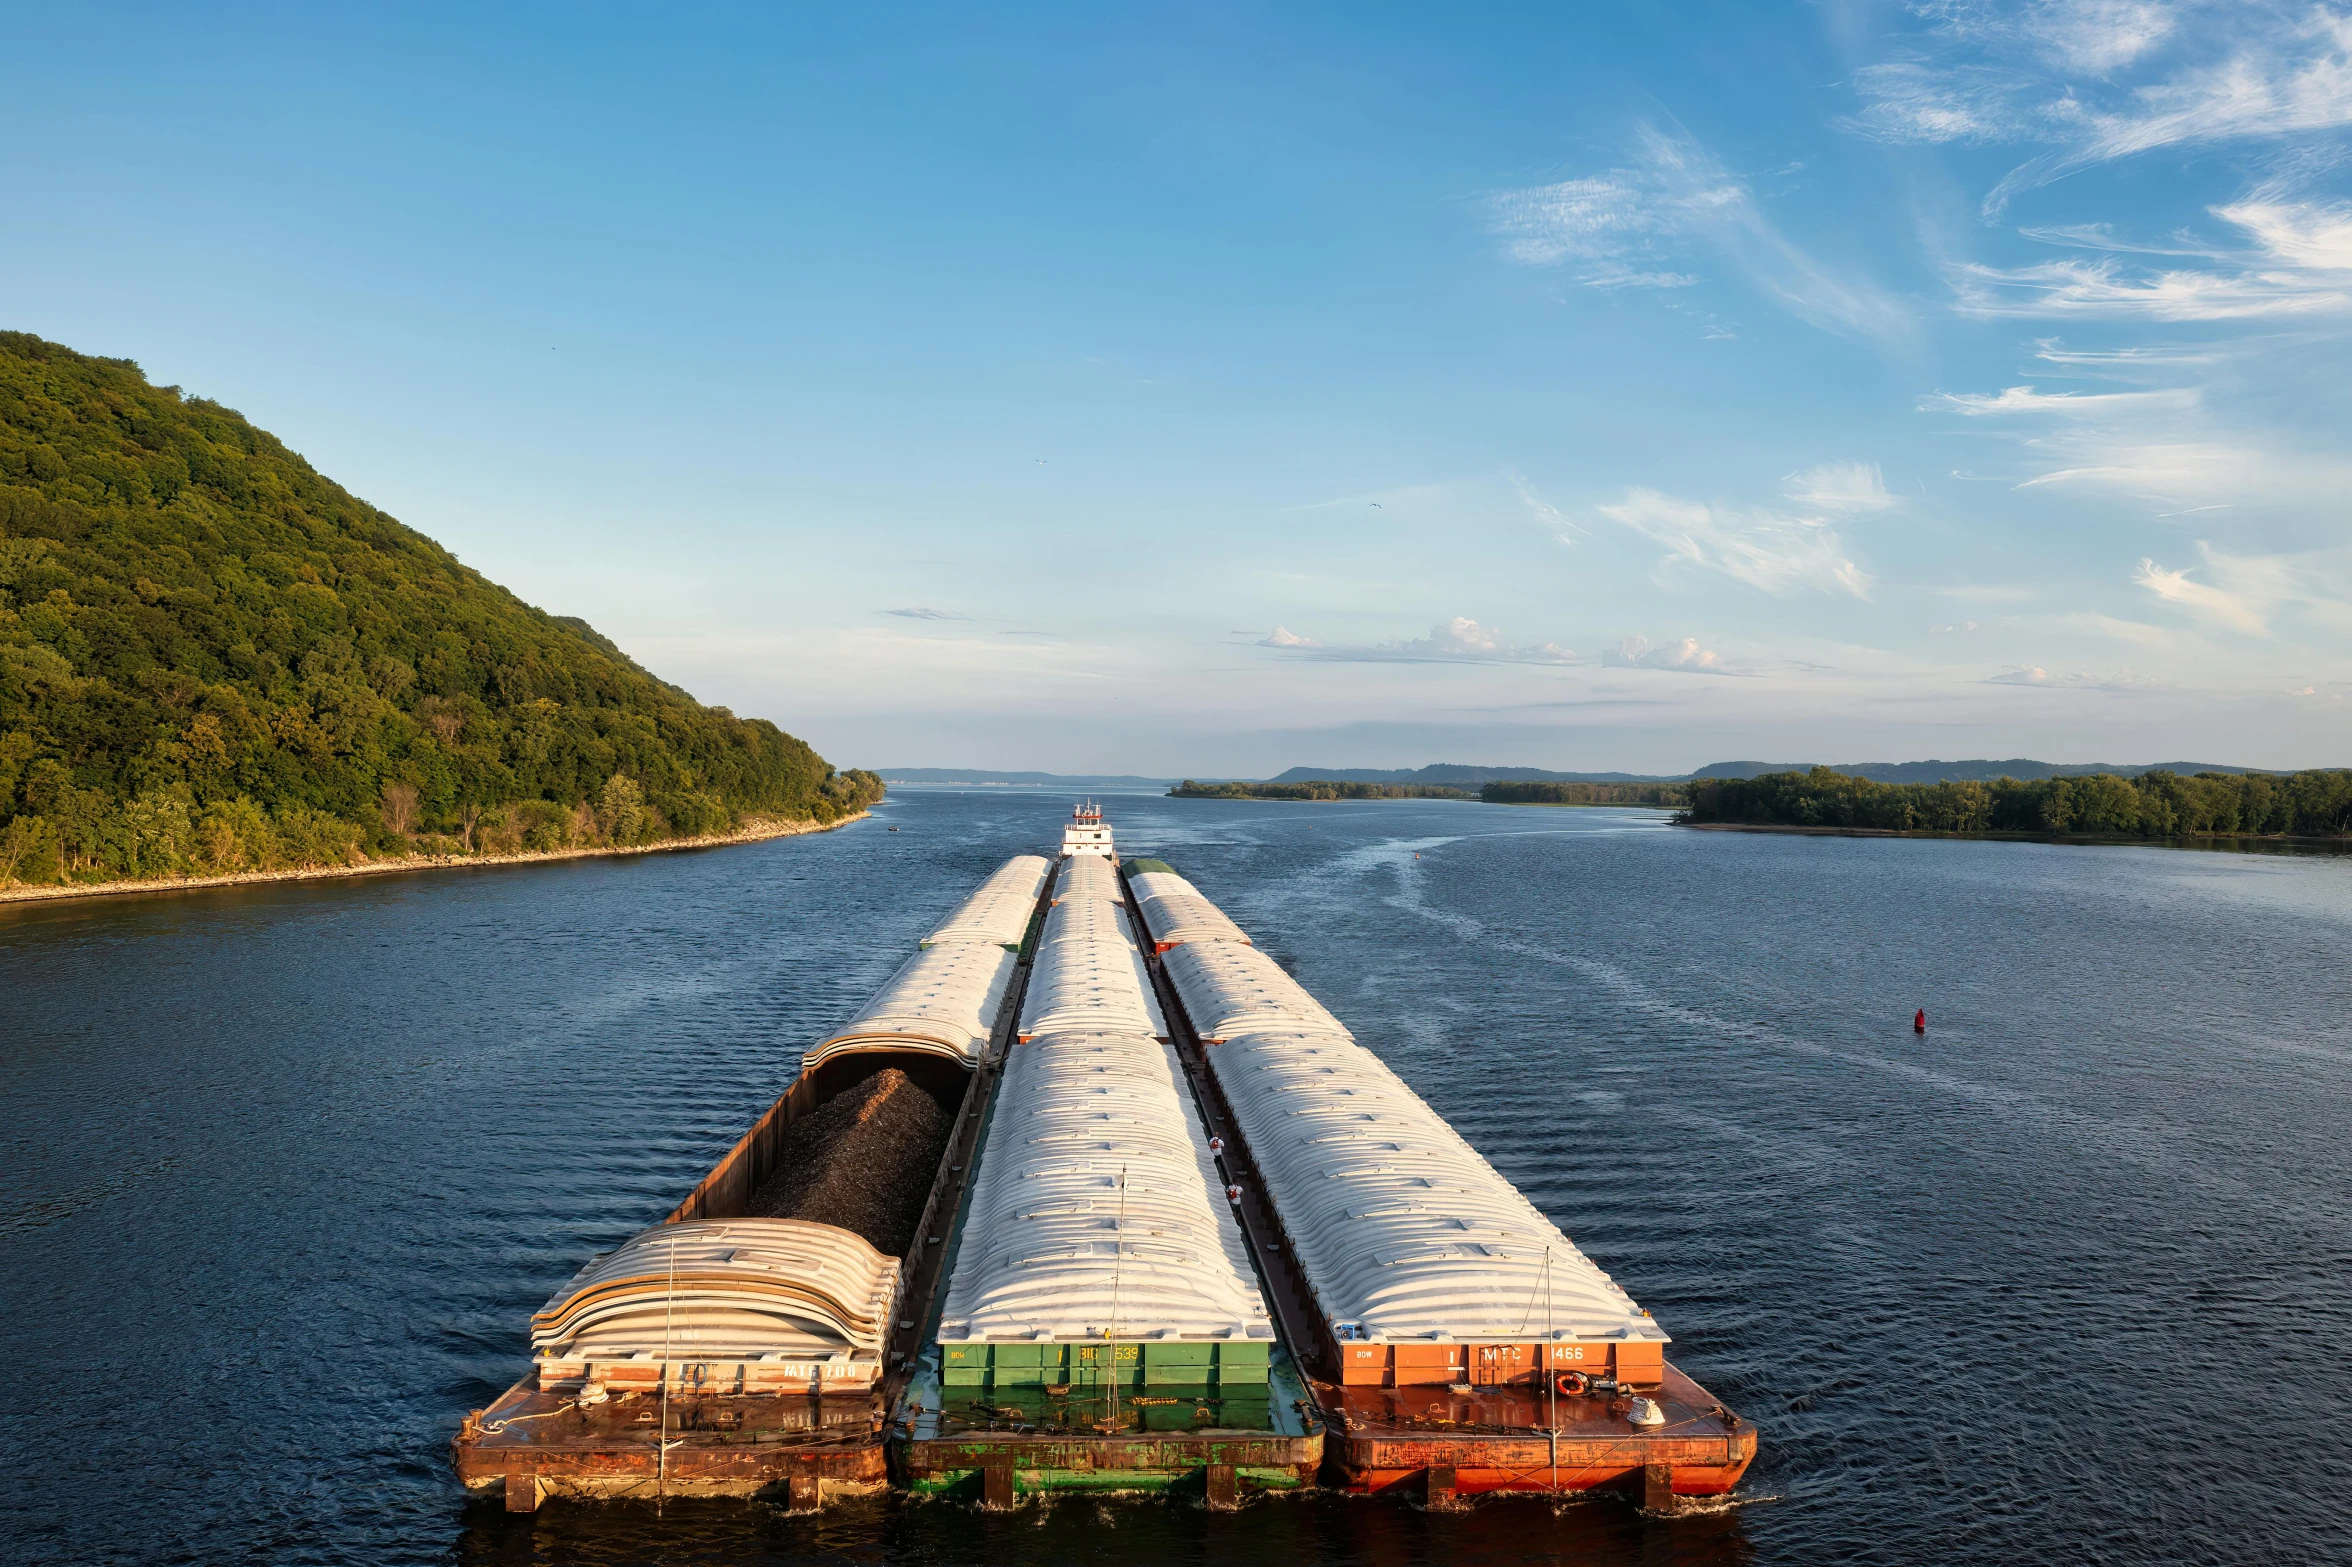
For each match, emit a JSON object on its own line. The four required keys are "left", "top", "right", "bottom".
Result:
{"left": 0, "top": 331, "right": 878, "bottom": 888}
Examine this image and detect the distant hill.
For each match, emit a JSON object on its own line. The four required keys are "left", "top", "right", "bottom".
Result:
{"left": 1692, "top": 759, "right": 2256, "bottom": 784}
{"left": 1264, "top": 763, "right": 1674, "bottom": 786}
{"left": 1263, "top": 759, "right": 2264, "bottom": 788}
{"left": 881, "top": 769, "right": 1189, "bottom": 786}
{"left": 0, "top": 331, "right": 879, "bottom": 889}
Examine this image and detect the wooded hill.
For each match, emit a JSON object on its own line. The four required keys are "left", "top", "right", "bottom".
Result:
{"left": 0, "top": 332, "right": 879, "bottom": 888}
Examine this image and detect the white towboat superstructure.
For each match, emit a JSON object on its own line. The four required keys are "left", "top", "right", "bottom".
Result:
{"left": 1061, "top": 799, "right": 1115, "bottom": 858}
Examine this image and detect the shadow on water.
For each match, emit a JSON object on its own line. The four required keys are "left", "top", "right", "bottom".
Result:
{"left": 449, "top": 1490, "right": 1755, "bottom": 1567}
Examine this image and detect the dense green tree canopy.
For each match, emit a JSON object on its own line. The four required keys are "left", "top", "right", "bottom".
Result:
{"left": 1683, "top": 766, "right": 2352, "bottom": 839}
{"left": 0, "top": 331, "right": 879, "bottom": 887}
{"left": 1480, "top": 780, "right": 1685, "bottom": 806}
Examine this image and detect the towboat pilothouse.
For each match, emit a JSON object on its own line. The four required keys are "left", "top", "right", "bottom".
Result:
{"left": 1061, "top": 799, "right": 1115, "bottom": 858}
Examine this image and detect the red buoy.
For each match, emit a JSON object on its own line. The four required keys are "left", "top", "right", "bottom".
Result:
{"left": 1913, "top": 1009, "right": 1927, "bottom": 1033}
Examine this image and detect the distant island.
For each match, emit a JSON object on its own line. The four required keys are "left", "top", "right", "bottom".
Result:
{"left": 0, "top": 332, "right": 880, "bottom": 899}
{"left": 1164, "top": 765, "right": 2352, "bottom": 843}
{"left": 1684, "top": 766, "right": 2352, "bottom": 841}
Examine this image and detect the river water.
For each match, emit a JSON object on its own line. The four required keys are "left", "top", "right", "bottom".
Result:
{"left": 4, "top": 787, "right": 2348, "bottom": 1566}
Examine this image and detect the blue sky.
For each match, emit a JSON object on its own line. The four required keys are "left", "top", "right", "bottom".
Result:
{"left": 5, "top": 2, "right": 2349, "bottom": 773}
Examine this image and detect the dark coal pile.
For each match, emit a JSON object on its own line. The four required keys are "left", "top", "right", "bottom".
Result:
{"left": 745, "top": 1069, "right": 952, "bottom": 1258}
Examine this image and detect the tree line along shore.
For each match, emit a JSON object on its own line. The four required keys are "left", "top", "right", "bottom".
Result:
{"left": 0, "top": 331, "right": 881, "bottom": 896}
{"left": 1170, "top": 769, "right": 2352, "bottom": 842}
{"left": 1683, "top": 765, "right": 2352, "bottom": 840}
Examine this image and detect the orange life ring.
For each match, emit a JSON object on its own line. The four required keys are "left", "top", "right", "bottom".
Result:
{"left": 1555, "top": 1371, "right": 1590, "bottom": 1396}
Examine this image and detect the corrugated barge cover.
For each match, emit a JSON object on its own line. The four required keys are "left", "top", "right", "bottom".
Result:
{"left": 530, "top": 1218, "right": 901, "bottom": 1384}
{"left": 1019, "top": 938, "right": 1169, "bottom": 1040}
{"left": 1162, "top": 940, "right": 1351, "bottom": 1041}
{"left": 1125, "top": 870, "right": 1194, "bottom": 902}
{"left": 1134, "top": 890, "right": 1252, "bottom": 950}
{"left": 1053, "top": 853, "right": 1121, "bottom": 902}
{"left": 920, "top": 855, "right": 1050, "bottom": 949}
{"left": 1036, "top": 893, "right": 1138, "bottom": 951}
{"left": 803, "top": 943, "right": 1016, "bottom": 1073}
{"left": 1211, "top": 1030, "right": 1668, "bottom": 1348}
{"left": 936, "top": 1030, "right": 1274, "bottom": 1345}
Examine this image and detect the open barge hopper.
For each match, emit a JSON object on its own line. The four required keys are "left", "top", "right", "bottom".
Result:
{"left": 451, "top": 855, "right": 1052, "bottom": 1512}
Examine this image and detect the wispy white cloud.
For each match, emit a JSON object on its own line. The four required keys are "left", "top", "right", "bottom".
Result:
{"left": 1920, "top": 383, "right": 2199, "bottom": 414}
{"left": 882, "top": 606, "right": 964, "bottom": 620}
{"left": 1600, "top": 634, "right": 1748, "bottom": 674}
{"left": 2133, "top": 541, "right": 2300, "bottom": 633}
{"left": 1597, "top": 466, "right": 1882, "bottom": 597}
{"left": 1509, "top": 470, "right": 1588, "bottom": 545}
{"left": 2022, "top": 0, "right": 2182, "bottom": 73}
{"left": 1845, "top": 59, "right": 2041, "bottom": 144}
{"left": 1489, "top": 125, "right": 1911, "bottom": 339}
{"left": 1916, "top": 365, "right": 2352, "bottom": 501}
{"left": 2031, "top": 338, "right": 2223, "bottom": 367}
{"left": 2213, "top": 195, "right": 2352, "bottom": 268}
{"left": 2012, "top": 443, "right": 2266, "bottom": 496}
{"left": 2054, "top": 609, "right": 2189, "bottom": 647}
{"left": 1851, "top": 5, "right": 2352, "bottom": 205}
{"left": 1952, "top": 255, "right": 2352, "bottom": 320}
{"left": 1781, "top": 460, "right": 1899, "bottom": 511}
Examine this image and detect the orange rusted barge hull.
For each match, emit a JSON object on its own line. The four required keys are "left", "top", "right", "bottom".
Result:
{"left": 1322, "top": 1361, "right": 1754, "bottom": 1504}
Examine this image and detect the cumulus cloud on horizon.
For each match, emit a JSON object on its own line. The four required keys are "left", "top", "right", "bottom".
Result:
{"left": 1258, "top": 616, "right": 1578, "bottom": 665}
{"left": 1600, "top": 635, "right": 1748, "bottom": 675}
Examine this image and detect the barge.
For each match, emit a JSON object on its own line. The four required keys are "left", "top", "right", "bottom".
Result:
{"left": 1124, "top": 865, "right": 1756, "bottom": 1508}
{"left": 453, "top": 802, "right": 1752, "bottom": 1514}
{"left": 452, "top": 853, "right": 1053, "bottom": 1511}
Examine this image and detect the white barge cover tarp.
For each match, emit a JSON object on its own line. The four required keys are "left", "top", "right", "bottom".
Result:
{"left": 803, "top": 942, "right": 1017, "bottom": 1073}
{"left": 1036, "top": 893, "right": 1138, "bottom": 951}
{"left": 1132, "top": 890, "right": 1252, "bottom": 950}
{"left": 1162, "top": 939, "right": 1350, "bottom": 1041}
{"left": 1052, "top": 853, "right": 1120, "bottom": 902}
{"left": 1209, "top": 1030, "right": 1669, "bottom": 1349}
{"left": 531, "top": 1218, "right": 902, "bottom": 1389}
{"left": 921, "top": 855, "right": 1050, "bottom": 949}
{"left": 936, "top": 1029, "right": 1274, "bottom": 1345}
{"left": 1124, "top": 870, "right": 1194, "bottom": 903}
{"left": 1019, "top": 938, "right": 1169, "bottom": 1040}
